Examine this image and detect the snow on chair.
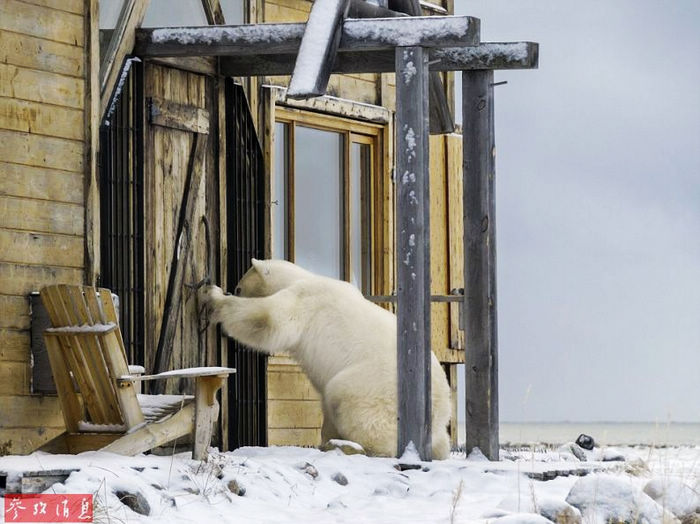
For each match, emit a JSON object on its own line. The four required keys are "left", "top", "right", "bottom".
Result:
{"left": 39, "top": 284, "right": 234, "bottom": 459}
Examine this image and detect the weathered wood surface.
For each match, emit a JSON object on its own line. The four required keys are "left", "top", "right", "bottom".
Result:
{"left": 221, "top": 42, "right": 538, "bottom": 76}
{"left": 136, "top": 16, "right": 479, "bottom": 56}
{"left": 396, "top": 46, "right": 432, "bottom": 460}
{"left": 201, "top": 0, "right": 226, "bottom": 25}
{"left": 446, "top": 134, "right": 465, "bottom": 350}
{"left": 462, "top": 69, "right": 499, "bottom": 460}
{"left": 149, "top": 97, "right": 210, "bottom": 134}
{"left": 151, "top": 132, "right": 208, "bottom": 388}
{"left": 286, "top": 0, "right": 350, "bottom": 98}
{"left": 0, "top": 0, "right": 84, "bottom": 47}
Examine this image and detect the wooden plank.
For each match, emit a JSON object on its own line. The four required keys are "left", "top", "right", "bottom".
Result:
{"left": 0, "top": 64, "right": 84, "bottom": 109}
{"left": 0, "top": 295, "right": 31, "bottom": 330}
{"left": 44, "top": 334, "right": 83, "bottom": 432}
{"left": 0, "top": 361, "right": 30, "bottom": 395}
{"left": 325, "top": 73, "right": 379, "bottom": 106}
{"left": 0, "top": 197, "right": 83, "bottom": 236}
{"left": 267, "top": 371, "right": 320, "bottom": 400}
{"left": 267, "top": 399, "right": 323, "bottom": 428}
{"left": 462, "top": 69, "right": 498, "bottom": 460}
{"left": 147, "top": 56, "right": 218, "bottom": 76}
{"left": 0, "top": 395, "right": 65, "bottom": 427}
{"left": 13, "top": 0, "right": 83, "bottom": 15}
{"left": 268, "top": 427, "right": 320, "bottom": 447}
{"left": 0, "top": 30, "right": 84, "bottom": 77}
{"left": 0, "top": 129, "right": 84, "bottom": 173}
{"left": 101, "top": 402, "right": 195, "bottom": 455}
{"left": 100, "top": 0, "right": 151, "bottom": 115}
{"left": 0, "top": 428, "right": 65, "bottom": 455}
{"left": 0, "top": 329, "right": 29, "bottom": 362}
{"left": 0, "top": 263, "right": 82, "bottom": 296}
{"left": 201, "top": 0, "right": 226, "bottom": 24}
{"left": 151, "top": 132, "right": 209, "bottom": 386}
{"left": 100, "top": 330, "right": 144, "bottom": 429}
{"left": 428, "top": 135, "right": 451, "bottom": 362}
{"left": 137, "top": 16, "right": 478, "bottom": 57}
{"left": 286, "top": 0, "right": 350, "bottom": 98}
{"left": 263, "top": 2, "right": 309, "bottom": 23}
{"left": 221, "top": 42, "right": 539, "bottom": 76}
{"left": 65, "top": 433, "right": 122, "bottom": 454}
{"left": 395, "top": 45, "right": 432, "bottom": 460}
{"left": 0, "top": 230, "right": 83, "bottom": 268}
{"left": 0, "top": 162, "right": 83, "bottom": 205}
{"left": 193, "top": 375, "right": 224, "bottom": 460}
{"left": 0, "top": 0, "right": 84, "bottom": 47}
{"left": 149, "top": 97, "right": 210, "bottom": 134}
{"left": 446, "top": 134, "right": 464, "bottom": 350}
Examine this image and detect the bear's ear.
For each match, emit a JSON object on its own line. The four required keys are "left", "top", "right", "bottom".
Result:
{"left": 251, "top": 258, "right": 270, "bottom": 276}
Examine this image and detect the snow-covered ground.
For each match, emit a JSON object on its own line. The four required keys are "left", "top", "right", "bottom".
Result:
{"left": 1, "top": 444, "right": 698, "bottom": 523}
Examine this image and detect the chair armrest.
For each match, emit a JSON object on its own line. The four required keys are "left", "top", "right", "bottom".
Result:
{"left": 118, "top": 366, "right": 236, "bottom": 384}
{"left": 45, "top": 323, "right": 118, "bottom": 336}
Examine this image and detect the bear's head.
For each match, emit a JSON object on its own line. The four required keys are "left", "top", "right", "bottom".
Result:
{"left": 235, "top": 258, "right": 313, "bottom": 297}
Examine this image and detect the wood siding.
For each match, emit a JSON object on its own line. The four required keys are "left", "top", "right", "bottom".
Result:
{"left": 0, "top": 0, "right": 88, "bottom": 455}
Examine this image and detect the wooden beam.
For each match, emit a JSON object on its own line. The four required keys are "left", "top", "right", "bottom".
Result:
{"left": 134, "top": 17, "right": 480, "bottom": 57}
{"left": 462, "top": 69, "right": 499, "bottom": 460}
{"left": 286, "top": 0, "right": 350, "bottom": 99}
{"left": 220, "top": 43, "right": 538, "bottom": 76}
{"left": 348, "top": 0, "right": 407, "bottom": 18}
{"left": 201, "top": 0, "right": 226, "bottom": 25}
{"left": 151, "top": 133, "right": 209, "bottom": 391}
{"left": 100, "top": 0, "right": 151, "bottom": 116}
{"left": 396, "top": 46, "right": 432, "bottom": 460}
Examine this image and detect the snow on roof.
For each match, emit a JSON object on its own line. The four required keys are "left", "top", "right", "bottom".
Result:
{"left": 342, "top": 15, "right": 475, "bottom": 48}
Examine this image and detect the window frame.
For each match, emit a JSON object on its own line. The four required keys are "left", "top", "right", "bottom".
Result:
{"left": 273, "top": 108, "right": 384, "bottom": 294}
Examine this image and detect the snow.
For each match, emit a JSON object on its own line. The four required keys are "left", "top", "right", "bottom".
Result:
{"left": 150, "top": 24, "right": 305, "bottom": 47}
{"left": 0, "top": 446, "right": 697, "bottom": 523}
{"left": 437, "top": 42, "right": 532, "bottom": 67}
{"left": 45, "top": 322, "right": 116, "bottom": 333}
{"left": 342, "top": 16, "right": 474, "bottom": 48}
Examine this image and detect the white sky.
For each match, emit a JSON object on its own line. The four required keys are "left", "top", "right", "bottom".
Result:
{"left": 453, "top": 0, "right": 700, "bottom": 423}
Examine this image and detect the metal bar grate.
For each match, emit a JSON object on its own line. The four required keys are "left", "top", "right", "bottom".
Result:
{"left": 225, "top": 80, "right": 268, "bottom": 449}
{"left": 99, "top": 60, "right": 145, "bottom": 367}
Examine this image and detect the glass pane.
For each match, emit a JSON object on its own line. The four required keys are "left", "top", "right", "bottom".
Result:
{"left": 294, "top": 126, "right": 342, "bottom": 279}
{"left": 142, "top": 0, "right": 208, "bottom": 27}
{"left": 272, "top": 122, "right": 288, "bottom": 260}
{"left": 350, "top": 142, "right": 370, "bottom": 290}
{"left": 100, "top": 0, "right": 125, "bottom": 29}
{"left": 220, "top": 0, "right": 245, "bottom": 25}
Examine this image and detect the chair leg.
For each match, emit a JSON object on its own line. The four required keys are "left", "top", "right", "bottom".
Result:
{"left": 193, "top": 376, "right": 225, "bottom": 460}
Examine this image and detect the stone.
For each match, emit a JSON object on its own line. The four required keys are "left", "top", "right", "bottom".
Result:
{"left": 296, "top": 462, "right": 319, "bottom": 479}
{"left": 566, "top": 474, "right": 680, "bottom": 524}
{"left": 643, "top": 478, "right": 700, "bottom": 520}
{"left": 331, "top": 472, "right": 348, "bottom": 486}
{"left": 114, "top": 489, "right": 150, "bottom": 516}
{"left": 575, "top": 434, "right": 595, "bottom": 450}
{"left": 394, "top": 463, "right": 422, "bottom": 472}
{"left": 227, "top": 479, "right": 246, "bottom": 496}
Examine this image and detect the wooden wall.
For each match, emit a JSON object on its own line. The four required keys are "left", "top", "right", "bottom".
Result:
{"left": 0, "top": 0, "right": 88, "bottom": 454}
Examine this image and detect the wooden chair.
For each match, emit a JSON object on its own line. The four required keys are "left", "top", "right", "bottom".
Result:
{"left": 40, "top": 284, "right": 234, "bottom": 459}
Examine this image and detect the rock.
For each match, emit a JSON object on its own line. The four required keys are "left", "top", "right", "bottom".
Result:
{"left": 498, "top": 494, "right": 581, "bottom": 524}
{"left": 295, "top": 462, "right": 319, "bottom": 479}
{"left": 569, "top": 443, "right": 588, "bottom": 462}
{"left": 566, "top": 474, "right": 680, "bottom": 524}
{"left": 576, "top": 434, "right": 595, "bottom": 450}
{"left": 643, "top": 478, "right": 700, "bottom": 520}
{"left": 227, "top": 479, "right": 246, "bottom": 496}
{"left": 394, "top": 463, "right": 422, "bottom": 472}
{"left": 331, "top": 472, "right": 348, "bottom": 486}
{"left": 114, "top": 489, "right": 150, "bottom": 516}
{"left": 321, "top": 439, "right": 366, "bottom": 455}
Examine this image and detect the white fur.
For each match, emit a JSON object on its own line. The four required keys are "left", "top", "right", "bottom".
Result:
{"left": 198, "top": 259, "right": 451, "bottom": 459}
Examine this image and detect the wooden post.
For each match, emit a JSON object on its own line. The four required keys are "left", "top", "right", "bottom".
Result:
{"left": 395, "top": 46, "right": 431, "bottom": 460}
{"left": 462, "top": 69, "right": 499, "bottom": 460}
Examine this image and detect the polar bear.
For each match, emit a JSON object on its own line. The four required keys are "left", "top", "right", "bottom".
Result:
{"left": 198, "top": 259, "right": 451, "bottom": 459}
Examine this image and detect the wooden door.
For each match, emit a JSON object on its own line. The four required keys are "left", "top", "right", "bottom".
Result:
{"left": 143, "top": 63, "right": 219, "bottom": 393}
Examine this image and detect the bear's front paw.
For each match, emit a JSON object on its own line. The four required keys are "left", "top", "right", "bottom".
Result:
{"left": 198, "top": 284, "right": 225, "bottom": 304}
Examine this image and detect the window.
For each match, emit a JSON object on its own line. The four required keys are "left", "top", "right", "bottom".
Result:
{"left": 273, "top": 110, "right": 381, "bottom": 292}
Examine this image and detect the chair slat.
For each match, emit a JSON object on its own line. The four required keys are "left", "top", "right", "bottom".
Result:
{"left": 101, "top": 330, "right": 144, "bottom": 429}
{"left": 84, "top": 287, "right": 106, "bottom": 324}
{"left": 66, "top": 285, "right": 93, "bottom": 325}
{"left": 98, "top": 288, "right": 130, "bottom": 367}
{"left": 44, "top": 335, "right": 83, "bottom": 432}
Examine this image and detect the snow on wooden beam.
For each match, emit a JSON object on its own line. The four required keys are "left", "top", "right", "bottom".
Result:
{"left": 287, "top": 0, "right": 350, "bottom": 98}
{"left": 220, "top": 42, "right": 539, "bottom": 76}
{"left": 134, "top": 16, "right": 480, "bottom": 57}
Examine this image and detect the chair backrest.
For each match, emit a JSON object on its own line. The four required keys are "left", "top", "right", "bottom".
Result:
{"left": 40, "top": 285, "right": 143, "bottom": 430}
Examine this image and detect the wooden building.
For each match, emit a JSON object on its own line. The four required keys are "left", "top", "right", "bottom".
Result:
{"left": 0, "top": 0, "right": 536, "bottom": 456}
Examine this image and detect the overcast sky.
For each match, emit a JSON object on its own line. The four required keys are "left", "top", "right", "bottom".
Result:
{"left": 453, "top": 0, "right": 700, "bottom": 423}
